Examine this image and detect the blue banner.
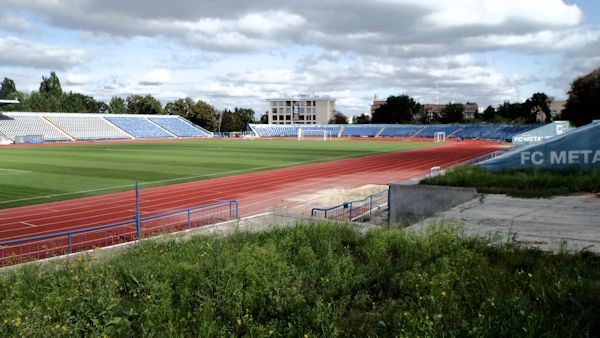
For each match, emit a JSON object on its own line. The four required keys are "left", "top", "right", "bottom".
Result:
{"left": 479, "top": 121, "right": 600, "bottom": 171}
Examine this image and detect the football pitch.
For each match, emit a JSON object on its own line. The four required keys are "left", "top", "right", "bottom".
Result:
{"left": 0, "top": 139, "right": 435, "bottom": 209}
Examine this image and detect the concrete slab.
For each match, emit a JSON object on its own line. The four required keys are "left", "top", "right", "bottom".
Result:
{"left": 408, "top": 194, "right": 600, "bottom": 253}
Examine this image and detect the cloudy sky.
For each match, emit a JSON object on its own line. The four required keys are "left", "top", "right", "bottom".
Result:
{"left": 0, "top": 0, "right": 599, "bottom": 117}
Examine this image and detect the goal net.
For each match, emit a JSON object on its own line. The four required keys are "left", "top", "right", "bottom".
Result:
{"left": 433, "top": 131, "right": 446, "bottom": 142}
{"left": 298, "top": 128, "right": 331, "bottom": 141}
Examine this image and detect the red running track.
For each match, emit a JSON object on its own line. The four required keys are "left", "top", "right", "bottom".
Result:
{"left": 0, "top": 140, "right": 501, "bottom": 242}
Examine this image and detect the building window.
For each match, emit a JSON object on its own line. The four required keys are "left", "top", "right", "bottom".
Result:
{"left": 286, "top": 115, "right": 291, "bottom": 121}
{"left": 272, "top": 108, "right": 277, "bottom": 114}
{"left": 286, "top": 101, "right": 291, "bottom": 106}
{"left": 313, "top": 115, "right": 316, "bottom": 120}
{"left": 299, "top": 115, "right": 305, "bottom": 120}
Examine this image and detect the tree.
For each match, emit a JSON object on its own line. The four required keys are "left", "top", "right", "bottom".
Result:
{"left": 234, "top": 108, "right": 255, "bottom": 126}
{"left": 562, "top": 67, "right": 600, "bottom": 127}
{"left": 497, "top": 101, "right": 529, "bottom": 122}
{"left": 188, "top": 100, "right": 217, "bottom": 131}
{"left": 371, "top": 95, "right": 420, "bottom": 124}
{"left": 352, "top": 113, "right": 371, "bottom": 124}
{"left": 260, "top": 112, "right": 269, "bottom": 124}
{"left": 220, "top": 109, "right": 240, "bottom": 132}
{"left": 108, "top": 97, "right": 128, "bottom": 114}
{"left": 440, "top": 103, "right": 465, "bottom": 123}
{"left": 482, "top": 105, "right": 496, "bottom": 121}
{"left": 98, "top": 101, "right": 108, "bottom": 114}
{"left": 165, "top": 97, "right": 194, "bottom": 117}
{"left": 0, "top": 78, "right": 17, "bottom": 99}
{"left": 27, "top": 91, "right": 60, "bottom": 112}
{"left": 60, "top": 92, "right": 100, "bottom": 113}
{"left": 524, "top": 92, "right": 551, "bottom": 123}
{"left": 126, "top": 94, "right": 163, "bottom": 115}
{"left": 328, "top": 110, "right": 348, "bottom": 124}
{"left": 39, "top": 71, "right": 62, "bottom": 97}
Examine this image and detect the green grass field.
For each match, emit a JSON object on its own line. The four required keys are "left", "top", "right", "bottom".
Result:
{"left": 0, "top": 139, "right": 434, "bottom": 209}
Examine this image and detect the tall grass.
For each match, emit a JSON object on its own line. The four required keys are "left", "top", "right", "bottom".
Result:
{"left": 421, "top": 165, "right": 600, "bottom": 197}
{"left": 1, "top": 222, "right": 599, "bottom": 336}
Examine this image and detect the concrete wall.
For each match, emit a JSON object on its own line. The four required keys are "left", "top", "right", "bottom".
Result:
{"left": 388, "top": 184, "right": 477, "bottom": 226}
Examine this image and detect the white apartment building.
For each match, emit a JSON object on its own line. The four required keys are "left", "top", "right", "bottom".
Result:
{"left": 267, "top": 95, "right": 336, "bottom": 125}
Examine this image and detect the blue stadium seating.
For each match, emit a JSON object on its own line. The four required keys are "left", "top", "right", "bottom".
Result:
{"left": 342, "top": 125, "right": 381, "bottom": 137}
{"left": 105, "top": 116, "right": 174, "bottom": 139}
{"left": 250, "top": 124, "right": 342, "bottom": 137}
{"left": 379, "top": 125, "right": 422, "bottom": 137}
{"left": 248, "top": 123, "right": 541, "bottom": 142}
{"left": 418, "top": 125, "right": 461, "bottom": 138}
{"left": 149, "top": 117, "right": 211, "bottom": 137}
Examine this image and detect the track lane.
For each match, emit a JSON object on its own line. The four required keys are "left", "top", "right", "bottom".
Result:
{"left": 0, "top": 140, "right": 500, "bottom": 241}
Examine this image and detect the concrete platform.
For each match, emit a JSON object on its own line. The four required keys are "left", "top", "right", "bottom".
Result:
{"left": 409, "top": 193, "right": 600, "bottom": 253}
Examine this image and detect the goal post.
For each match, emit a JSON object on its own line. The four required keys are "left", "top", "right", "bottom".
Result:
{"left": 433, "top": 131, "right": 446, "bottom": 142}
{"left": 298, "top": 128, "right": 331, "bottom": 141}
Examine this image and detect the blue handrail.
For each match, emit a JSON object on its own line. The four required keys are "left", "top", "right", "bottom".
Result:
{"left": 0, "top": 200, "right": 238, "bottom": 247}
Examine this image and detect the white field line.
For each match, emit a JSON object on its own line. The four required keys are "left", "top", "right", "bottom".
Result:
{"left": 0, "top": 168, "right": 31, "bottom": 175}
{"left": 0, "top": 150, "right": 397, "bottom": 205}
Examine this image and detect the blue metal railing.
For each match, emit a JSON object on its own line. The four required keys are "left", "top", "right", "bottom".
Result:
{"left": 311, "top": 190, "right": 387, "bottom": 221}
{"left": 0, "top": 200, "right": 238, "bottom": 266}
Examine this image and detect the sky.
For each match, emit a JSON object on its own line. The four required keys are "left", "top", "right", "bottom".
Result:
{"left": 0, "top": 0, "right": 599, "bottom": 117}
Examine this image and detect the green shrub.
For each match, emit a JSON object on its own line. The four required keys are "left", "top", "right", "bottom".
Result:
{"left": 0, "top": 222, "right": 599, "bottom": 336}
{"left": 421, "top": 165, "right": 600, "bottom": 197}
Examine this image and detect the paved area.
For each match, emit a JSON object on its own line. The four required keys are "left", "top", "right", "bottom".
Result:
{"left": 409, "top": 193, "right": 600, "bottom": 253}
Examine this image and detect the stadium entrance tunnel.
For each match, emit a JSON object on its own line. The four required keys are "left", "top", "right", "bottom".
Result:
{"left": 478, "top": 121, "right": 600, "bottom": 171}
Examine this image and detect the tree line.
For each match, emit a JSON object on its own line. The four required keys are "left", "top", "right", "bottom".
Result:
{"left": 2, "top": 67, "right": 598, "bottom": 128}
{"left": 354, "top": 67, "right": 599, "bottom": 126}
{"left": 352, "top": 93, "right": 554, "bottom": 125}
{"left": 0, "top": 72, "right": 256, "bottom": 133}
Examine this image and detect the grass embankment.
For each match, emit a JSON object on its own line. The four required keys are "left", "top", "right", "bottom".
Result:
{"left": 421, "top": 165, "right": 600, "bottom": 197}
{"left": 1, "top": 223, "right": 599, "bottom": 337}
{"left": 0, "top": 139, "right": 433, "bottom": 209}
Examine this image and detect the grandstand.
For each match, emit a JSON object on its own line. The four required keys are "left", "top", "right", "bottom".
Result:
{"left": 0, "top": 112, "right": 211, "bottom": 144}
{"left": 0, "top": 111, "right": 542, "bottom": 144}
{"left": 45, "top": 114, "right": 132, "bottom": 140}
{"left": 248, "top": 123, "right": 541, "bottom": 141}
{"left": 104, "top": 116, "right": 175, "bottom": 139}
{"left": 379, "top": 125, "right": 422, "bottom": 137}
{"left": 149, "top": 116, "right": 212, "bottom": 137}
{"left": 0, "top": 113, "right": 72, "bottom": 142}
{"left": 342, "top": 125, "right": 383, "bottom": 137}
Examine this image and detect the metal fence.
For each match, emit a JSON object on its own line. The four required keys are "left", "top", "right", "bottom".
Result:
{"left": 311, "top": 190, "right": 387, "bottom": 221}
{"left": 0, "top": 200, "right": 238, "bottom": 267}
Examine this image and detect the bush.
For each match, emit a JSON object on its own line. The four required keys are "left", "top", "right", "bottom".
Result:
{"left": 0, "top": 222, "right": 599, "bottom": 336}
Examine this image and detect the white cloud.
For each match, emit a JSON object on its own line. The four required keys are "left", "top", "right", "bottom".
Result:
{"left": 139, "top": 68, "right": 171, "bottom": 86}
{"left": 65, "top": 73, "right": 90, "bottom": 85}
{"left": 0, "top": 0, "right": 597, "bottom": 116}
{"left": 0, "top": 37, "right": 86, "bottom": 69}
{"left": 0, "top": 15, "right": 34, "bottom": 32}
{"left": 423, "top": 0, "right": 581, "bottom": 28}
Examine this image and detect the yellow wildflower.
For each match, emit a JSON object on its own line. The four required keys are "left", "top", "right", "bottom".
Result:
{"left": 236, "top": 319, "right": 241, "bottom": 326}
{"left": 441, "top": 291, "right": 447, "bottom": 297}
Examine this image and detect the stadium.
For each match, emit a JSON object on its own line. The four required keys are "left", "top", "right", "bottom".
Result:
{"left": 0, "top": 105, "right": 597, "bottom": 265}
{"left": 0, "top": 100, "right": 599, "bottom": 336}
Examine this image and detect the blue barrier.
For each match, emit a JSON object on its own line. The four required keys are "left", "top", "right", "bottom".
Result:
{"left": 311, "top": 190, "right": 387, "bottom": 221}
{"left": 0, "top": 200, "right": 238, "bottom": 266}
